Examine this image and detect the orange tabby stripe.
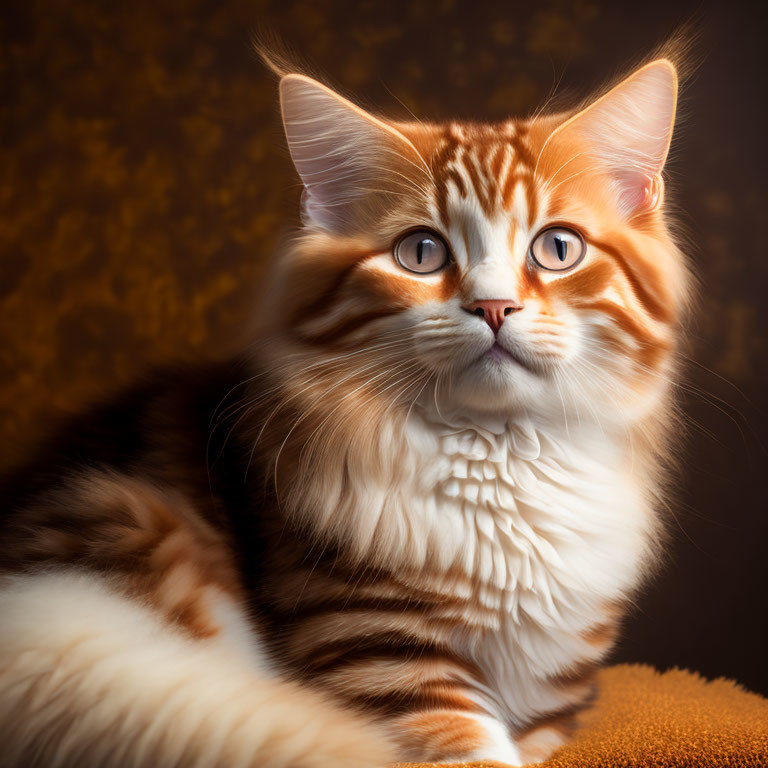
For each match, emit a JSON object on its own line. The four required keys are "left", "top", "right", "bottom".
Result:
{"left": 591, "top": 236, "right": 674, "bottom": 323}
{"left": 396, "top": 710, "right": 488, "bottom": 761}
{"left": 2, "top": 472, "right": 241, "bottom": 640}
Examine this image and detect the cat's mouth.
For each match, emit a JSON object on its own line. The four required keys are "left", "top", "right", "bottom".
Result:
{"left": 481, "top": 341, "right": 538, "bottom": 373}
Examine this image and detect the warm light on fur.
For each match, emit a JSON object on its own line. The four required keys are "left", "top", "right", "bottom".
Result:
{"left": 0, "top": 52, "right": 690, "bottom": 766}
{"left": 254, "top": 54, "right": 688, "bottom": 761}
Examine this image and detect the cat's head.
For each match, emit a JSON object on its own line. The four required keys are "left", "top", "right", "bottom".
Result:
{"left": 258, "top": 59, "right": 689, "bottom": 431}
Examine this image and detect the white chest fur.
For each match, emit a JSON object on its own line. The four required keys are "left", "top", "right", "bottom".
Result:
{"left": 294, "top": 404, "right": 656, "bottom": 729}
{"left": 398, "top": 413, "right": 653, "bottom": 726}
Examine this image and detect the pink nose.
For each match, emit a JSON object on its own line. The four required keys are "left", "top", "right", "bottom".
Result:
{"left": 463, "top": 299, "right": 523, "bottom": 334}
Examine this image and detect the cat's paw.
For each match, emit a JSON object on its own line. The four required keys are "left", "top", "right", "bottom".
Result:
{"left": 465, "top": 714, "right": 523, "bottom": 765}
{"left": 516, "top": 722, "right": 572, "bottom": 764}
{"left": 396, "top": 710, "right": 522, "bottom": 766}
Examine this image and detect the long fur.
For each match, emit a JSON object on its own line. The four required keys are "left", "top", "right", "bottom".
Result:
{"left": 0, "top": 48, "right": 691, "bottom": 766}
{"left": 0, "top": 570, "right": 391, "bottom": 768}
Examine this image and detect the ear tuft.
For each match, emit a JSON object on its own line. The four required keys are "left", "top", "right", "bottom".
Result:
{"left": 252, "top": 30, "right": 309, "bottom": 79}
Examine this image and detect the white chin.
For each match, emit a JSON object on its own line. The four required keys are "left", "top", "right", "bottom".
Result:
{"left": 444, "top": 355, "right": 542, "bottom": 414}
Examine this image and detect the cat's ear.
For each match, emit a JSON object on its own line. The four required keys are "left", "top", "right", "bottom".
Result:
{"left": 550, "top": 59, "right": 678, "bottom": 215}
{"left": 279, "top": 74, "right": 422, "bottom": 233}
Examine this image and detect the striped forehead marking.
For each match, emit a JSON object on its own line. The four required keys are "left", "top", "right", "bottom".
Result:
{"left": 432, "top": 123, "right": 539, "bottom": 227}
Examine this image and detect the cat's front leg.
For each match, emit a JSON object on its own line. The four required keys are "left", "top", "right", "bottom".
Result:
{"left": 292, "top": 638, "right": 524, "bottom": 765}
{"left": 394, "top": 708, "right": 522, "bottom": 766}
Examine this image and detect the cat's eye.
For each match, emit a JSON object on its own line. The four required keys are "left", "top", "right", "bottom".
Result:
{"left": 530, "top": 227, "right": 586, "bottom": 272}
{"left": 394, "top": 230, "right": 450, "bottom": 274}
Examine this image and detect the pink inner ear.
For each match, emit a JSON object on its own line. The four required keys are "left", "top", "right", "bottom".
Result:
{"left": 613, "top": 171, "right": 664, "bottom": 216}
{"left": 638, "top": 175, "right": 663, "bottom": 212}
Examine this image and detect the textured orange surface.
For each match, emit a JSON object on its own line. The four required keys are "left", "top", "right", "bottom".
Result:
{"left": 398, "top": 664, "right": 768, "bottom": 768}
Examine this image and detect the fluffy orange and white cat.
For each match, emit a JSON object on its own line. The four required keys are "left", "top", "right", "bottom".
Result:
{"left": 0, "top": 51, "right": 689, "bottom": 767}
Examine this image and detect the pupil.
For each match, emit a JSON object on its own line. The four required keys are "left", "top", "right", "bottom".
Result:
{"left": 554, "top": 235, "right": 567, "bottom": 262}
{"left": 416, "top": 239, "right": 430, "bottom": 265}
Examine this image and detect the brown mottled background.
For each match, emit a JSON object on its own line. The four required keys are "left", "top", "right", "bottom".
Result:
{"left": 1, "top": 1, "right": 766, "bottom": 693}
